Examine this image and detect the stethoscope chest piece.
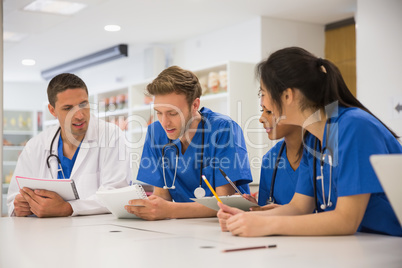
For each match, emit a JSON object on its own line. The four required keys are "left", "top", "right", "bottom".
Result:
{"left": 194, "top": 187, "right": 206, "bottom": 199}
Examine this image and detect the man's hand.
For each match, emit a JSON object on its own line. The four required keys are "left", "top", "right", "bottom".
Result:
{"left": 125, "top": 195, "right": 171, "bottom": 221}
{"left": 13, "top": 193, "right": 33, "bottom": 217}
{"left": 19, "top": 188, "right": 73, "bottom": 218}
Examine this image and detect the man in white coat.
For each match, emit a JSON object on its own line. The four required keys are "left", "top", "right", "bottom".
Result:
{"left": 7, "top": 73, "right": 131, "bottom": 217}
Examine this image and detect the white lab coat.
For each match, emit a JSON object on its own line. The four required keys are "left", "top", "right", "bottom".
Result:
{"left": 7, "top": 116, "right": 131, "bottom": 216}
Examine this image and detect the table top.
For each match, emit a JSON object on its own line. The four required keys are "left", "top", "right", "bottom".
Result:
{"left": 0, "top": 214, "right": 401, "bottom": 268}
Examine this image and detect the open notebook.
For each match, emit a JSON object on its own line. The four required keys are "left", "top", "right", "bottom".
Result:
{"left": 96, "top": 184, "right": 148, "bottom": 219}
{"left": 370, "top": 154, "right": 402, "bottom": 225}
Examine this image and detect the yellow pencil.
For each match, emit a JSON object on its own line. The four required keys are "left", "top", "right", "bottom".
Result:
{"left": 202, "top": 175, "right": 222, "bottom": 203}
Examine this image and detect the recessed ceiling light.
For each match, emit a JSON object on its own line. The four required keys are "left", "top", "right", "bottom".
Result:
{"left": 23, "top": 0, "right": 86, "bottom": 15}
{"left": 104, "top": 25, "right": 121, "bottom": 32}
{"left": 22, "top": 59, "right": 36, "bottom": 66}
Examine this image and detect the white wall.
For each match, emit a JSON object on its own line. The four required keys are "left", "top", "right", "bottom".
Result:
{"left": 172, "top": 16, "right": 325, "bottom": 71}
{"left": 172, "top": 17, "right": 262, "bottom": 69}
{"left": 261, "top": 17, "right": 325, "bottom": 60}
{"left": 3, "top": 81, "right": 47, "bottom": 111}
{"left": 356, "top": 0, "right": 402, "bottom": 137}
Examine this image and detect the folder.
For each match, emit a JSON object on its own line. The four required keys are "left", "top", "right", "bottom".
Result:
{"left": 190, "top": 195, "right": 258, "bottom": 211}
{"left": 15, "top": 176, "right": 79, "bottom": 201}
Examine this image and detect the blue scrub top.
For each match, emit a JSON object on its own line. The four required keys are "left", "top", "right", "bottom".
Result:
{"left": 296, "top": 105, "right": 402, "bottom": 236}
{"left": 258, "top": 140, "right": 299, "bottom": 206}
{"left": 137, "top": 107, "right": 252, "bottom": 202}
{"left": 57, "top": 135, "right": 81, "bottom": 179}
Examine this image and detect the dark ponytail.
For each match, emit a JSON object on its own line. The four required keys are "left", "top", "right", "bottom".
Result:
{"left": 256, "top": 47, "right": 399, "bottom": 139}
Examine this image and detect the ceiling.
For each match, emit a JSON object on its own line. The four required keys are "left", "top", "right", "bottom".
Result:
{"left": 3, "top": 0, "right": 356, "bottom": 82}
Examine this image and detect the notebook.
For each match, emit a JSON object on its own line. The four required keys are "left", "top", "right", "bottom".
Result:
{"left": 15, "top": 176, "right": 79, "bottom": 201}
{"left": 96, "top": 184, "right": 148, "bottom": 219}
{"left": 190, "top": 195, "right": 258, "bottom": 211}
{"left": 370, "top": 154, "right": 402, "bottom": 225}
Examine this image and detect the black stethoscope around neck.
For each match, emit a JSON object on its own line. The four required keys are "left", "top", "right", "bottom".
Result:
{"left": 268, "top": 125, "right": 333, "bottom": 213}
{"left": 46, "top": 127, "right": 66, "bottom": 179}
{"left": 161, "top": 111, "right": 206, "bottom": 198}
{"left": 312, "top": 115, "right": 334, "bottom": 213}
{"left": 313, "top": 137, "right": 333, "bottom": 213}
{"left": 267, "top": 141, "right": 286, "bottom": 204}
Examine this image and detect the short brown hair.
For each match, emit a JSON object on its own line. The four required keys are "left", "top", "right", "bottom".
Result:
{"left": 146, "top": 66, "right": 202, "bottom": 107}
{"left": 47, "top": 73, "right": 88, "bottom": 107}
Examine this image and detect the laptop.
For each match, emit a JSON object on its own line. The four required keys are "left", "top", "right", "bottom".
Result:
{"left": 370, "top": 154, "right": 402, "bottom": 225}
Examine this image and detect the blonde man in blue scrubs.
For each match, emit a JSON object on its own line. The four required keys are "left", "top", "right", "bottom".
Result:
{"left": 125, "top": 66, "right": 252, "bottom": 220}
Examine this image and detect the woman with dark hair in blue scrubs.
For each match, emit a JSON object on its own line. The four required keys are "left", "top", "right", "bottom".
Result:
{"left": 217, "top": 46, "right": 402, "bottom": 237}
{"left": 244, "top": 88, "right": 303, "bottom": 210}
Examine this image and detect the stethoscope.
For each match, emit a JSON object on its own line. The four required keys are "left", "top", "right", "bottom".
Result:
{"left": 312, "top": 126, "right": 333, "bottom": 213}
{"left": 46, "top": 127, "right": 66, "bottom": 179}
{"left": 162, "top": 111, "right": 206, "bottom": 198}
{"left": 267, "top": 141, "right": 286, "bottom": 204}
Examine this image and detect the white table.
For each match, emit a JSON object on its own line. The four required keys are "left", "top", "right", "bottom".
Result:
{"left": 0, "top": 214, "right": 401, "bottom": 268}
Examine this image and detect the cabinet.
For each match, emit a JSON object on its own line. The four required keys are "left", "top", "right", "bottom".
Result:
{"left": 41, "top": 61, "right": 263, "bottom": 186}
{"left": 2, "top": 110, "right": 41, "bottom": 215}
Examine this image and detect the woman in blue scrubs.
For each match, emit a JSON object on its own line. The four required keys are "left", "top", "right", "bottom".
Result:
{"left": 245, "top": 89, "right": 303, "bottom": 209}
{"left": 217, "top": 47, "right": 402, "bottom": 237}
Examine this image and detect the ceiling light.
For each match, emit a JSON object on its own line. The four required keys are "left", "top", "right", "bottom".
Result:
{"left": 22, "top": 59, "right": 36, "bottom": 66}
{"left": 104, "top": 25, "right": 121, "bottom": 32}
{"left": 41, "top": 44, "right": 128, "bottom": 80}
{"left": 23, "top": 0, "right": 86, "bottom": 15}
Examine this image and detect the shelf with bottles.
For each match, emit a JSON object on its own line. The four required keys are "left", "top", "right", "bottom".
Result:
{"left": 96, "top": 88, "right": 128, "bottom": 114}
{"left": 3, "top": 110, "right": 38, "bottom": 133}
{"left": 194, "top": 63, "right": 228, "bottom": 98}
{"left": 2, "top": 163, "right": 14, "bottom": 185}
{"left": 3, "top": 111, "right": 37, "bottom": 166}
{"left": 3, "top": 133, "right": 34, "bottom": 150}
{"left": 94, "top": 87, "right": 129, "bottom": 131}
{"left": 3, "top": 110, "right": 41, "bottom": 197}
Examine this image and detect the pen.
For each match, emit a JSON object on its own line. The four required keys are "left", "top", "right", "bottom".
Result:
{"left": 219, "top": 168, "right": 243, "bottom": 195}
{"left": 222, "top": 244, "right": 277, "bottom": 253}
{"left": 202, "top": 175, "right": 222, "bottom": 203}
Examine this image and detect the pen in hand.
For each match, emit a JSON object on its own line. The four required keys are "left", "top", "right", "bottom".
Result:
{"left": 219, "top": 168, "right": 242, "bottom": 195}
{"left": 202, "top": 175, "right": 222, "bottom": 203}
